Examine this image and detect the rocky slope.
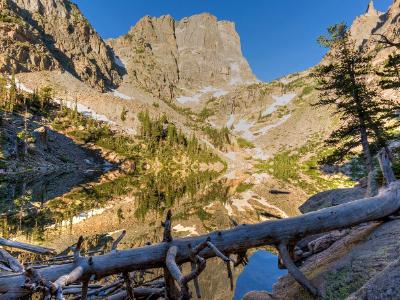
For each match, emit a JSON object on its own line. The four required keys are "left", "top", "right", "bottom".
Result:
{"left": 271, "top": 184, "right": 400, "bottom": 300}
{"left": 108, "top": 13, "right": 256, "bottom": 101}
{"left": 0, "top": 0, "right": 121, "bottom": 91}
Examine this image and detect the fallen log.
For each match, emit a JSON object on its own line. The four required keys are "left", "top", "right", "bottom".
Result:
{"left": 0, "top": 238, "right": 55, "bottom": 255}
{"left": 1, "top": 181, "right": 400, "bottom": 299}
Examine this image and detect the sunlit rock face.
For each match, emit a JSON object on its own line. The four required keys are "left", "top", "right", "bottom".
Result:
{"left": 0, "top": 0, "right": 121, "bottom": 91}
{"left": 349, "top": 0, "right": 385, "bottom": 48}
{"left": 108, "top": 13, "right": 257, "bottom": 101}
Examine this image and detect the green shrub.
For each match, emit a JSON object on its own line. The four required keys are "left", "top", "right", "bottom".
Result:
{"left": 236, "top": 182, "right": 254, "bottom": 193}
{"left": 237, "top": 137, "right": 255, "bottom": 148}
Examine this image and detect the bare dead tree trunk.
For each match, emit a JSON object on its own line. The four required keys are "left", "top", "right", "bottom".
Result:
{"left": 378, "top": 148, "right": 396, "bottom": 185}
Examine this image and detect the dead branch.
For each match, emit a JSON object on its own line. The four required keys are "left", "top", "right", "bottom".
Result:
{"left": 372, "top": 33, "right": 400, "bottom": 49}
{"left": 278, "top": 243, "right": 319, "bottom": 297}
{"left": 122, "top": 272, "right": 135, "bottom": 300}
{"left": 0, "top": 238, "right": 55, "bottom": 255}
{"left": 111, "top": 230, "right": 127, "bottom": 252}
{"left": 0, "top": 249, "right": 24, "bottom": 273}
{"left": 378, "top": 148, "right": 396, "bottom": 185}
{"left": 166, "top": 246, "right": 206, "bottom": 300}
{"left": 162, "top": 210, "right": 172, "bottom": 243}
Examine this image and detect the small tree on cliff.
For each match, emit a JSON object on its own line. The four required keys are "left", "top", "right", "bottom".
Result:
{"left": 314, "top": 23, "right": 398, "bottom": 195}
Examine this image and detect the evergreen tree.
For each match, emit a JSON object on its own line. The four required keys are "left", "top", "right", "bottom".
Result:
{"left": 314, "top": 23, "right": 398, "bottom": 194}
{"left": 8, "top": 71, "right": 17, "bottom": 112}
{"left": 120, "top": 106, "right": 128, "bottom": 122}
{"left": 0, "top": 75, "right": 6, "bottom": 109}
{"left": 38, "top": 86, "right": 53, "bottom": 110}
{"left": 378, "top": 52, "right": 400, "bottom": 90}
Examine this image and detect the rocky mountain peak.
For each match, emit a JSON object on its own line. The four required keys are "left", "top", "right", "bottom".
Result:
{"left": 365, "top": 0, "right": 379, "bottom": 15}
{"left": 350, "top": 0, "right": 385, "bottom": 47}
{"left": 108, "top": 13, "right": 256, "bottom": 102}
{"left": 0, "top": 0, "right": 121, "bottom": 91}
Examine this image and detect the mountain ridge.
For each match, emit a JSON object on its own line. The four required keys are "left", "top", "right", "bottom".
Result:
{"left": 107, "top": 12, "right": 257, "bottom": 101}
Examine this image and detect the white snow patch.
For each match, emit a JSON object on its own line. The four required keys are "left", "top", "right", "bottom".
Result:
{"left": 114, "top": 56, "right": 126, "bottom": 69}
{"left": 16, "top": 81, "right": 34, "bottom": 94}
{"left": 6, "top": 77, "right": 33, "bottom": 93}
{"left": 110, "top": 89, "right": 132, "bottom": 100}
{"left": 48, "top": 206, "right": 111, "bottom": 228}
{"left": 176, "top": 93, "right": 202, "bottom": 104}
{"left": 57, "top": 99, "right": 115, "bottom": 124}
{"left": 226, "top": 189, "right": 288, "bottom": 218}
{"left": 173, "top": 224, "right": 199, "bottom": 236}
{"left": 230, "top": 190, "right": 254, "bottom": 212}
{"left": 248, "top": 173, "right": 271, "bottom": 185}
{"left": 225, "top": 152, "right": 237, "bottom": 160}
{"left": 262, "top": 93, "right": 296, "bottom": 117}
{"left": 246, "top": 147, "right": 269, "bottom": 161}
{"left": 257, "top": 114, "right": 291, "bottom": 135}
{"left": 176, "top": 86, "right": 228, "bottom": 104}
{"left": 233, "top": 119, "right": 256, "bottom": 141}
{"left": 254, "top": 198, "right": 288, "bottom": 218}
{"left": 226, "top": 114, "right": 235, "bottom": 128}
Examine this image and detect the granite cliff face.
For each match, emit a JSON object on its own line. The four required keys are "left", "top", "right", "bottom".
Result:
{"left": 0, "top": 0, "right": 121, "bottom": 91}
{"left": 108, "top": 13, "right": 257, "bottom": 101}
{"left": 349, "top": 0, "right": 385, "bottom": 47}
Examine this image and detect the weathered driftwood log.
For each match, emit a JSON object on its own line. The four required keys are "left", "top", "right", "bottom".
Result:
{"left": 0, "top": 249, "right": 24, "bottom": 273}
{"left": 0, "top": 238, "right": 55, "bottom": 255}
{"left": 1, "top": 181, "right": 400, "bottom": 299}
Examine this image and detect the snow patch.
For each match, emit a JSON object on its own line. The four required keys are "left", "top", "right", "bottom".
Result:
{"left": 257, "top": 114, "right": 291, "bottom": 135}
{"left": 114, "top": 56, "right": 126, "bottom": 69}
{"left": 48, "top": 206, "right": 111, "bottom": 228}
{"left": 229, "top": 190, "right": 254, "bottom": 212}
{"left": 176, "top": 86, "right": 228, "bottom": 104}
{"left": 56, "top": 99, "right": 115, "bottom": 124}
{"left": 247, "top": 173, "right": 271, "bottom": 185}
{"left": 225, "top": 151, "right": 237, "bottom": 160}
{"left": 226, "top": 189, "right": 288, "bottom": 218}
{"left": 233, "top": 119, "right": 256, "bottom": 141}
{"left": 226, "top": 114, "right": 235, "bottom": 128}
{"left": 246, "top": 147, "right": 269, "bottom": 161}
{"left": 176, "top": 93, "right": 202, "bottom": 104}
{"left": 262, "top": 93, "right": 296, "bottom": 117}
{"left": 110, "top": 89, "right": 132, "bottom": 100}
{"left": 173, "top": 224, "right": 198, "bottom": 236}
{"left": 6, "top": 77, "right": 33, "bottom": 93}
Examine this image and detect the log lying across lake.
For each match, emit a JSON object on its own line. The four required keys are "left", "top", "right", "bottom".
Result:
{"left": 1, "top": 181, "right": 400, "bottom": 299}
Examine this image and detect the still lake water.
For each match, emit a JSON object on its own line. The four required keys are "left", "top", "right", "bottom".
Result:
{"left": 1, "top": 166, "right": 287, "bottom": 299}
{"left": 234, "top": 250, "right": 287, "bottom": 299}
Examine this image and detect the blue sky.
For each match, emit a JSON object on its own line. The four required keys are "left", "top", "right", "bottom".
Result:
{"left": 72, "top": 0, "right": 392, "bottom": 82}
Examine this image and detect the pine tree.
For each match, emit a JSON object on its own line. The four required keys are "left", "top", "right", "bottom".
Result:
{"left": 120, "top": 106, "right": 128, "bottom": 122}
{"left": 8, "top": 71, "right": 17, "bottom": 112}
{"left": 378, "top": 52, "right": 400, "bottom": 90}
{"left": 0, "top": 75, "right": 6, "bottom": 109}
{"left": 38, "top": 86, "right": 53, "bottom": 110}
{"left": 314, "top": 23, "right": 398, "bottom": 195}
